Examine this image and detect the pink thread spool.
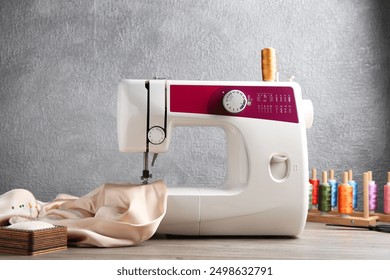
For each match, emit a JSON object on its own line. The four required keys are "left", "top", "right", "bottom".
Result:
{"left": 368, "top": 171, "right": 377, "bottom": 213}
{"left": 384, "top": 172, "right": 390, "bottom": 215}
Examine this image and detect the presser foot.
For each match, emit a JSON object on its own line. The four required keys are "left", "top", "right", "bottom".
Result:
{"left": 140, "top": 152, "right": 158, "bottom": 184}
{"left": 140, "top": 170, "right": 152, "bottom": 184}
{"left": 141, "top": 151, "right": 151, "bottom": 184}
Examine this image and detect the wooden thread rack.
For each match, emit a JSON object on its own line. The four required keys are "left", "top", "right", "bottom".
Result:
{"left": 307, "top": 171, "right": 381, "bottom": 227}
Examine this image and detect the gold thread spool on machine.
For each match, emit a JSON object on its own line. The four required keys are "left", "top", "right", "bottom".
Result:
{"left": 261, "top": 48, "right": 276, "bottom": 82}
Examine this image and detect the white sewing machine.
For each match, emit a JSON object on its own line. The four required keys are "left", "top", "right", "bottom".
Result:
{"left": 117, "top": 79, "right": 313, "bottom": 236}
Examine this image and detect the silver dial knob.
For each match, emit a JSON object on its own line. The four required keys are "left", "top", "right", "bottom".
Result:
{"left": 148, "top": 126, "right": 165, "bottom": 144}
{"left": 222, "top": 90, "right": 247, "bottom": 113}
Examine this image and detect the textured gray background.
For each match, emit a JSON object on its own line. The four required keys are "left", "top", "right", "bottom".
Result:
{"left": 0, "top": 0, "right": 389, "bottom": 212}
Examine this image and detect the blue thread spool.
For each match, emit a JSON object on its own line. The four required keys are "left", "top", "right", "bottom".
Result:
{"left": 348, "top": 169, "right": 358, "bottom": 210}
{"left": 328, "top": 169, "right": 338, "bottom": 210}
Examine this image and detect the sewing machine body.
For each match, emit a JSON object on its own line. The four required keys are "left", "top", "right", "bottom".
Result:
{"left": 118, "top": 79, "right": 313, "bottom": 236}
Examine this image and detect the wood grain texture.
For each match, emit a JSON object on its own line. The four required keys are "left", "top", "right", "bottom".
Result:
{"left": 0, "top": 225, "right": 67, "bottom": 255}
{"left": 0, "top": 222, "right": 389, "bottom": 260}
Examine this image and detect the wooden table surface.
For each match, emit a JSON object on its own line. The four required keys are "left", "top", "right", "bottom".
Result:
{"left": 1, "top": 222, "right": 389, "bottom": 260}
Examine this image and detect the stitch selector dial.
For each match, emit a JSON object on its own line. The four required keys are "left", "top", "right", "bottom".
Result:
{"left": 148, "top": 126, "right": 165, "bottom": 145}
{"left": 222, "top": 90, "right": 247, "bottom": 113}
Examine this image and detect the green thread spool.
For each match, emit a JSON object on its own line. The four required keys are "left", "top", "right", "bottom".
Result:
{"left": 318, "top": 171, "right": 331, "bottom": 212}
{"left": 308, "top": 183, "right": 313, "bottom": 210}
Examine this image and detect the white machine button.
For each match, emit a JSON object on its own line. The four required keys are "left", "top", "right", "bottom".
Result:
{"left": 222, "top": 90, "right": 247, "bottom": 113}
{"left": 269, "top": 154, "right": 289, "bottom": 181}
{"left": 148, "top": 126, "right": 165, "bottom": 145}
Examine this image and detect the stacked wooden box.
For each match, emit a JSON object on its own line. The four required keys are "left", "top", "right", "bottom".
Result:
{"left": 0, "top": 226, "right": 67, "bottom": 255}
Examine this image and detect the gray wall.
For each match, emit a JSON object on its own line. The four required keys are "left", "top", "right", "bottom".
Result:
{"left": 1, "top": 0, "right": 389, "bottom": 211}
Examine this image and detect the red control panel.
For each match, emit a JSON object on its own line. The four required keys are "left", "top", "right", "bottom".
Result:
{"left": 170, "top": 84, "right": 299, "bottom": 123}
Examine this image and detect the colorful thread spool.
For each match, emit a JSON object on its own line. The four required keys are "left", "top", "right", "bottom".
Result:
{"left": 348, "top": 169, "right": 358, "bottom": 210}
{"left": 308, "top": 183, "right": 313, "bottom": 210}
{"left": 309, "top": 168, "right": 319, "bottom": 208}
{"left": 338, "top": 171, "right": 353, "bottom": 215}
{"left": 318, "top": 171, "right": 331, "bottom": 212}
{"left": 328, "top": 169, "right": 338, "bottom": 210}
{"left": 384, "top": 172, "right": 390, "bottom": 215}
{"left": 368, "top": 171, "right": 377, "bottom": 213}
{"left": 363, "top": 172, "right": 369, "bottom": 219}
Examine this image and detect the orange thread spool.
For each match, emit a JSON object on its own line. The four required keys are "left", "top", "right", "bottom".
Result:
{"left": 338, "top": 172, "right": 353, "bottom": 214}
{"left": 309, "top": 168, "right": 319, "bottom": 206}
{"left": 261, "top": 48, "right": 276, "bottom": 82}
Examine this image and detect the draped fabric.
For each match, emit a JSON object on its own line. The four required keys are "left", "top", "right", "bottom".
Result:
{"left": 0, "top": 180, "right": 167, "bottom": 247}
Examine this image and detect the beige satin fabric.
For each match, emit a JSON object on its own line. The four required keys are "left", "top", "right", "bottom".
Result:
{"left": 0, "top": 180, "right": 167, "bottom": 247}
